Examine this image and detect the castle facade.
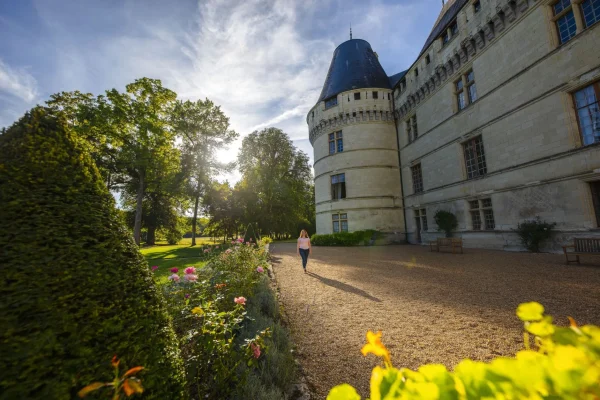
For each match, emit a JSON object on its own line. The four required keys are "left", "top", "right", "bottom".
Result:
{"left": 308, "top": 0, "right": 600, "bottom": 250}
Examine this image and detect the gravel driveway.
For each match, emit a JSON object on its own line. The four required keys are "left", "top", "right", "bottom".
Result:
{"left": 270, "top": 243, "right": 600, "bottom": 399}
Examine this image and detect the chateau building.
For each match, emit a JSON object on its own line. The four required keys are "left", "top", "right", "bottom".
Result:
{"left": 308, "top": 0, "right": 600, "bottom": 250}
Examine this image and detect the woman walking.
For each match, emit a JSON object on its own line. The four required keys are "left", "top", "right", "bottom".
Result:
{"left": 297, "top": 230, "right": 312, "bottom": 273}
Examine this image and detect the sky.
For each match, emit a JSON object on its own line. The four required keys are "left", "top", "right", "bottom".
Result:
{"left": 0, "top": 0, "right": 442, "bottom": 182}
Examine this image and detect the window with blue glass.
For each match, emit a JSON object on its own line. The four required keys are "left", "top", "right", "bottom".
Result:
{"left": 325, "top": 96, "right": 338, "bottom": 109}
{"left": 328, "top": 131, "right": 343, "bottom": 155}
{"left": 553, "top": 0, "right": 577, "bottom": 44}
{"left": 332, "top": 213, "right": 348, "bottom": 233}
{"left": 582, "top": 0, "right": 600, "bottom": 27}
{"left": 331, "top": 173, "right": 346, "bottom": 200}
{"left": 574, "top": 82, "right": 600, "bottom": 146}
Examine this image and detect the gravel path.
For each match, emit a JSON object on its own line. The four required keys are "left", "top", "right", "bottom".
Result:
{"left": 270, "top": 243, "right": 600, "bottom": 399}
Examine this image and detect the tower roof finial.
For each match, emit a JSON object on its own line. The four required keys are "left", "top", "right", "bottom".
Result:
{"left": 350, "top": 23, "right": 352, "bottom": 40}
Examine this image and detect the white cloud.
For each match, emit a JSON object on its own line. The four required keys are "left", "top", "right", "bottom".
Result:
{"left": 0, "top": 59, "right": 38, "bottom": 103}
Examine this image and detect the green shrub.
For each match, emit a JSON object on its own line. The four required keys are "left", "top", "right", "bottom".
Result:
{"left": 434, "top": 210, "right": 458, "bottom": 237}
{"left": 328, "top": 302, "right": 600, "bottom": 400}
{"left": 165, "top": 228, "right": 183, "bottom": 245}
{"left": 515, "top": 217, "right": 556, "bottom": 252}
{"left": 0, "top": 108, "right": 186, "bottom": 399}
{"left": 311, "top": 230, "right": 379, "bottom": 246}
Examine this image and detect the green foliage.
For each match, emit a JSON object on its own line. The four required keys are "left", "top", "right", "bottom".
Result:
{"left": 0, "top": 108, "right": 186, "bottom": 399}
{"left": 434, "top": 210, "right": 458, "bottom": 238}
{"left": 327, "top": 302, "right": 600, "bottom": 400}
{"left": 311, "top": 230, "right": 379, "bottom": 246}
{"left": 515, "top": 217, "right": 557, "bottom": 252}
{"left": 159, "top": 243, "right": 294, "bottom": 399}
{"left": 261, "top": 237, "right": 273, "bottom": 245}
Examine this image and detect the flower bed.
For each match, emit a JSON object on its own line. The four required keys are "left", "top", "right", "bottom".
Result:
{"left": 156, "top": 240, "right": 296, "bottom": 399}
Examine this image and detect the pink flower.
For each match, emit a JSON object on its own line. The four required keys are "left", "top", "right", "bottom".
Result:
{"left": 234, "top": 297, "right": 246, "bottom": 306}
{"left": 225, "top": 249, "right": 232, "bottom": 254}
{"left": 184, "top": 274, "right": 198, "bottom": 282}
{"left": 151, "top": 266, "right": 159, "bottom": 271}
{"left": 168, "top": 274, "right": 180, "bottom": 282}
{"left": 237, "top": 238, "right": 244, "bottom": 243}
{"left": 184, "top": 293, "right": 190, "bottom": 299}
{"left": 184, "top": 267, "right": 196, "bottom": 274}
{"left": 256, "top": 267, "right": 264, "bottom": 273}
{"left": 170, "top": 268, "right": 179, "bottom": 273}
{"left": 203, "top": 249, "right": 210, "bottom": 253}
{"left": 251, "top": 343, "right": 261, "bottom": 359}
{"left": 216, "top": 246, "right": 220, "bottom": 249}
{"left": 231, "top": 240, "right": 236, "bottom": 245}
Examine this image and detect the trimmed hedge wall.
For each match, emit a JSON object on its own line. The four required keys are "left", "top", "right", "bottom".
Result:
{"left": 0, "top": 108, "right": 186, "bottom": 399}
{"left": 310, "top": 230, "right": 379, "bottom": 246}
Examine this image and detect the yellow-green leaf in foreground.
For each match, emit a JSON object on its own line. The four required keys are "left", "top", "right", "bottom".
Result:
{"left": 516, "top": 302, "right": 544, "bottom": 322}
{"left": 327, "top": 384, "right": 360, "bottom": 400}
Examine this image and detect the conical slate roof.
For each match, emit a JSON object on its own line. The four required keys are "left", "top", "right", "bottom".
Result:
{"left": 317, "top": 39, "right": 391, "bottom": 102}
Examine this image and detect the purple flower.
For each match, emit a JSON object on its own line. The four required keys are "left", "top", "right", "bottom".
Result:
{"left": 256, "top": 267, "right": 264, "bottom": 273}
{"left": 151, "top": 266, "right": 159, "bottom": 271}
{"left": 170, "top": 268, "right": 179, "bottom": 273}
{"left": 184, "top": 293, "right": 191, "bottom": 299}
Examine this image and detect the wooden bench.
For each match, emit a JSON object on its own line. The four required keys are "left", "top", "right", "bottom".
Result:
{"left": 429, "top": 238, "right": 463, "bottom": 254}
{"left": 563, "top": 238, "right": 600, "bottom": 264}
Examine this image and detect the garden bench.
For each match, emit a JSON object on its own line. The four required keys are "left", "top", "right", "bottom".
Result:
{"left": 429, "top": 238, "right": 463, "bottom": 254}
{"left": 562, "top": 238, "right": 600, "bottom": 264}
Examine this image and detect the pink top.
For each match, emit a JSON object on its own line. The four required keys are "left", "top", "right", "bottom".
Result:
{"left": 298, "top": 238, "right": 310, "bottom": 249}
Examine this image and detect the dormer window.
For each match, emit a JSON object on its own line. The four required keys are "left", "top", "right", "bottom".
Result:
{"left": 325, "top": 96, "right": 338, "bottom": 109}
{"left": 442, "top": 30, "right": 450, "bottom": 45}
{"left": 450, "top": 21, "right": 458, "bottom": 35}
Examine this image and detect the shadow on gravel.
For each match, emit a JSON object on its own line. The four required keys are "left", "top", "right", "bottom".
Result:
{"left": 306, "top": 272, "right": 382, "bottom": 303}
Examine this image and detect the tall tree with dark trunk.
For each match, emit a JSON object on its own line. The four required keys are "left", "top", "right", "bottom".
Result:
{"left": 172, "top": 99, "right": 237, "bottom": 246}
{"left": 107, "top": 78, "right": 177, "bottom": 245}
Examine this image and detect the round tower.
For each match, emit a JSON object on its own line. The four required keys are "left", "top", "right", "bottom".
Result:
{"left": 308, "top": 39, "right": 405, "bottom": 240}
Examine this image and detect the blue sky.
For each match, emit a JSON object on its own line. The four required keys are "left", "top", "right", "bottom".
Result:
{"left": 0, "top": 0, "right": 442, "bottom": 181}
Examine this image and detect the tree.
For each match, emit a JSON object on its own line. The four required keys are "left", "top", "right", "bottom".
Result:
{"left": 203, "top": 181, "right": 242, "bottom": 241}
{"left": 172, "top": 99, "right": 237, "bottom": 246}
{"left": 434, "top": 210, "right": 458, "bottom": 237}
{"left": 0, "top": 108, "right": 186, "bottom": 399}
{"left": 237, "top": 127, "right": 313, "bottom": 238}
{"left": 107, "top": 78, "right": 178, "bottom": 245}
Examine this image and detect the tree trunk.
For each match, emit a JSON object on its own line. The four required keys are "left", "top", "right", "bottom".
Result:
{"left": 147, "top": 226, "right": 156, "bottom": 245}
{"left": 133, "top": 170, "right": 145, "bottom": 246}
{"left": 191, "top": 194, "right": 200, "bottom": 246}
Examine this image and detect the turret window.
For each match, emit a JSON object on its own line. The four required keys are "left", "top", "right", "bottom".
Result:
{"left": 354, "top": 92, "right": 361, "bottom": 100}
{"left": 372, "top": 91, "right": 379, "bottom": 99}
{"left": 332, "top": 213, "right": 348, "bottom": 232}
{"left": 331, "top": 173, "right": 346, "bottom": 200}
{"left": 325, "top": 96, "right": 338, "bottom": 109}
{"left": 328, "top": 131, "right": 343, "bottom": 154}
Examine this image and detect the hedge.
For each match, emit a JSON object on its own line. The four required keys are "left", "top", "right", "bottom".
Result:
{"left": 0, "top": 108, "right": 186, "bottom": 399}
{"left": 311, "top": 230, "right": 379, "bottom": 246}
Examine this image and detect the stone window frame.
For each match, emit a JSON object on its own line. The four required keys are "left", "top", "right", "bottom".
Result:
{"left": 572, "top": 80, "right": 600, "bottom": 147}
{"left": 405, "top": 114, "right": 418, "bottom": 144}
{"left": 331, "top": 173, "right": 346, "bottom": 201}
{"left": 468, "top": 198, "right": 495, "bottom": 231}
{"left": 547, "top": 0, "right": 598, "bottom": 46}
{"left": 440, "top": 19, "right": 460, "bottom": 47}
{"left": 454, "top": 70, "right": 477, "bottom": 113}
{"left": 414, "top": 208, "right": 428, "bottom": 231}
{"left": 332, "top": 212, "right": 348, "bottom": 233}
{"left": 411, "top": 163, "right": 424, "bottom": 194}
{"left": 462, "top": 135, "right": 488, "bottom": 180}
{"left": 328, "top": 131, "right": 344, "bottom": 155}
{"left": 354, "top": 92, "right": 361, "bottom": 100}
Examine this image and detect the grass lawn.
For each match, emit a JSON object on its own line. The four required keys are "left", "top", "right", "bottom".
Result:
{"left": 141, "top": 243, "right": 210, "bottom": 286}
